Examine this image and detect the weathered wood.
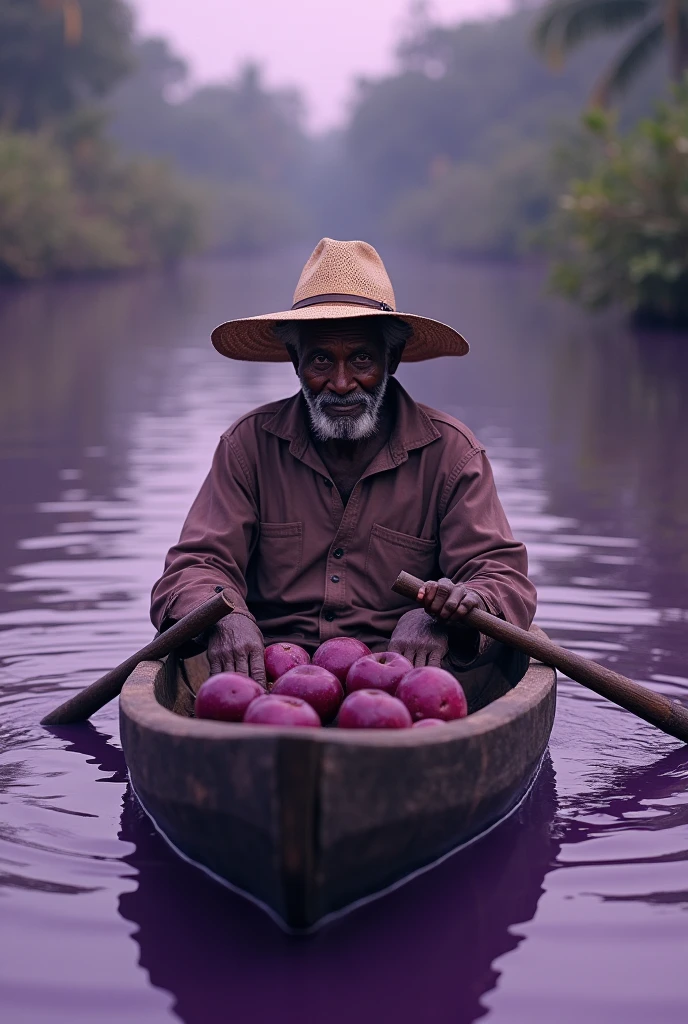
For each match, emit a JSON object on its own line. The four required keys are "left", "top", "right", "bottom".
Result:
{"left": 278, "top": 737, "right": 322, "bottom": 930}
{"left": 119, "top": 638, "right": 556, "bottom": 930}
{"left": 41, "top": 590, "right": 234, "bottom": 726}
{"left": 393, "top": 569, "right": 688, "bottom": 744}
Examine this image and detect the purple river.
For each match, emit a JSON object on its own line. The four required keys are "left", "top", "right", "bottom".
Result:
{"left": 1, "top": 254, "right": 687, "bottom": 1024}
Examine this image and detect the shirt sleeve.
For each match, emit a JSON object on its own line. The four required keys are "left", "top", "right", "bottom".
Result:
{"left": 150, "top": 435, "right": 258, "bottom": 630}
{"left": 439, "top": 448, "right": 537, "bottom": 662}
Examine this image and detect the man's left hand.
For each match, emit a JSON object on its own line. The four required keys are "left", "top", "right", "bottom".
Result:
{"left": 417, "top": 578, "right": 486, "bottom": 623}
{"left": 388, "top": 608, "right": 449, "bottom": 667}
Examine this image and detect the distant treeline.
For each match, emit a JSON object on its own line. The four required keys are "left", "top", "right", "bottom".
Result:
{"left": 107, "top": 7, "right": 666, "bottom": 260}
{"left": 0, "top": 0, "right": 201, "bottom": 279}
{"left": 0, "top": 0, "right": 676, "bottom": 291}
{"left": 326, "top": 9, "right": 665, "bottom": 256}
{"left": 109, "top": 42, "right": 311, "bottom": 254}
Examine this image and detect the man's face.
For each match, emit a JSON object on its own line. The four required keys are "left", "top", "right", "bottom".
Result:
{"left": 296, "top": 320, "right": 389, "bottom": 442}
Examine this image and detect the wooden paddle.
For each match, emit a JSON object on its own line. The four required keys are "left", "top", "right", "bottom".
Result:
{"left": 41, "top": 589, "right": 234, "bottom": 726}
{"left": 392, "top": 570, "right": 688, "bottom": 744}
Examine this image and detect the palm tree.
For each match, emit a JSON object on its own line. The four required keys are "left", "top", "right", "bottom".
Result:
{"left": 533, "top": 0, "right": 688, "bottom": 105}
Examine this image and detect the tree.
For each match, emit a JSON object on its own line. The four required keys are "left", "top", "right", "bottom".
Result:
{"left": 111, "top": 53, "right": 307, "bottom": 186}
{"left": 533, "top": 0, "right": 688, "bottom": 105}
{"left": 0, "top": 0, "right": 133, "bottom": 130}
{"left": 0, "top": 125, "right": 201, "bottom": 279}
{"left": 109, "top": 48, "right": 311, "bottom": 253}
{"left": 548, "top": 88, "right": 688, "bottom": 324}
{"left": 336, "top": 9, "right": 661, "bottom": 242}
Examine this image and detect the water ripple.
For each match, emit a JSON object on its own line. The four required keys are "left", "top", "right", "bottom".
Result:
{"left": 1, "top": 260, "right": 687, "bottom": 1023}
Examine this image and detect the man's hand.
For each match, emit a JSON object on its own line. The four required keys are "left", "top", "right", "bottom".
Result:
{"left": 417, "top": 578, "right": 486, "bottom": 624}
{"left": 207, "top": 614, "right": 266, "bottom": 687}
{"left": 388, "top": 608, "right": 449, "bottom": 668}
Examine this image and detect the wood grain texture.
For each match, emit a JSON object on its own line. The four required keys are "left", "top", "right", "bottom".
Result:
{"left": 119, "top": 637, "right": 556, "bottom": 930}
{"left": 278, "top": 737, "right": 322, "bottom": 930}
{"left": 393, "top": 570, "right": 688, "bottom": 744}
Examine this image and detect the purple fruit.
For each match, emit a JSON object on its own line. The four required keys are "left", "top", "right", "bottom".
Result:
{"left": 195, "top": 672, "right": 263, "bottom": 722}
{"left": 346, "top": 651, "right": 413, "bottom": 695}
{"left": 337, "top": 689, "right": 412, "bottom": 730}
{"left": 412, "top": 718, "right": 447, "bottom": 729}
{"left": 313, "top": 637, "right": 372, "bottom": 684}
{"left": 264, "top": 642, "right": 310, "bottom": 683}
{"left": 271, "top": 664, "right": 343, "bottom": 723}
{"left": 243, "top": 693, "right": 321, "bottom": 728}
{"left": 396, "top": 667, "right": 468, "bottom": 722}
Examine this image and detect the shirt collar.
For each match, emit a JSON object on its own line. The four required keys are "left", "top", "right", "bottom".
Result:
{"left": 262, "top": 377, "right": 441, "bottom": 469}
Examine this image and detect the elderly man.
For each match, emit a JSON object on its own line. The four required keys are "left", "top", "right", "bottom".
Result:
{"left": 151, "top": 238, "right": 536, "bottom": 708}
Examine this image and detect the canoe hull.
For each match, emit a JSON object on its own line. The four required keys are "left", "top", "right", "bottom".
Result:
{"left": 120, "top": 648, "right": 556, "bottom": 930}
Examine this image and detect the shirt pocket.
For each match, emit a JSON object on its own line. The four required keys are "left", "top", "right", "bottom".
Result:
{"left": 365, "top": 523, "right": 438, "bottom": 609}
{"left": 253, "top": 522, "right": 303, "bottom": 602}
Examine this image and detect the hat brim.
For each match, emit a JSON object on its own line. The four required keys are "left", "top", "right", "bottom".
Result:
{"left": 210, "top": 302, "right": 469, "bottom": 362}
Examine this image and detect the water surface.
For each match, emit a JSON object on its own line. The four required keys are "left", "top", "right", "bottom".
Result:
{"left": 1, "top": 255, "right": 687, "bottom": 1023}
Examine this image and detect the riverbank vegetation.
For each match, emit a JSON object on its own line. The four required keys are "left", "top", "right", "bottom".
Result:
{"left": 0, "top": 0, "right": 306, "bottom": 280}
{"left": 0, "top": 118, "right": 199, "bottom": 279}
{"left": 0, "top": 0, "right": 203, "bottom": 279}
{"left": 532, "top": 0, "right": 688, "bottom": 324}
{"left": 549, "top": 87, "right": 688, "bottom": 325}
{"left": 327, "top": 8, "right": 662, "bottom": 257}
{"left": 2, "top": 0, "right": 686, "bottom": 325}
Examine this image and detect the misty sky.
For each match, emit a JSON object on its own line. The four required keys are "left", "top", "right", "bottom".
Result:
{"left": 133, "top": 0, "right": 509, "bottom": 130}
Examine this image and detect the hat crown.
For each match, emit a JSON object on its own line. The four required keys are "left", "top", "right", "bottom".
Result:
{"left": 293, "top": 238, "right": 396, "bottom": 310}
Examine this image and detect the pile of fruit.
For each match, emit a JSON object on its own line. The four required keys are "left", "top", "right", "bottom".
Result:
{"left": 195, "top": 637, "right": 468, "bottom": 730}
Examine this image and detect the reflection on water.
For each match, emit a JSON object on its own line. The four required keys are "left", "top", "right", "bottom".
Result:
{"left": 0, "top": 256, "right": 687, "bottom": 1023}
{"left": 118, "top": 750, "right": 558, "bottom": 1024}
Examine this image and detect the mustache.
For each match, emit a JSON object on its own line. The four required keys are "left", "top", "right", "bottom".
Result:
{"left": 315, "top": 390, "right": 371, "bottom": 408}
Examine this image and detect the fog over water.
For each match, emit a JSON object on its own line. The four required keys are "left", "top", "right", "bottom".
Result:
{"left": 0, "top": 253, "right": 687, "bottom": 1023}
{"left": 132, "top": 0, "right": 511, "bottom": 128}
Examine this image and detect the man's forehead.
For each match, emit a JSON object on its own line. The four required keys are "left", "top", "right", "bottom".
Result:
{"left": 301, "top": 318, "right": 383, "bottom": 350}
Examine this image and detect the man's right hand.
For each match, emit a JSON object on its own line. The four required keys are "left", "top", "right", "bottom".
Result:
{"left": 207, "top": 615, "right": 267, "bottom": 687}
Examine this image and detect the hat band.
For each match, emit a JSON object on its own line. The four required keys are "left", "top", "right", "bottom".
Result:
{"left": 291, "top": 292, "right": 395, "bottom": 312}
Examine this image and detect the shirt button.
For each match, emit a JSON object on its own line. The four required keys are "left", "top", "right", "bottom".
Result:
{"left": 330, "top": 575, "right": 340, "bottom": 583}
{"left": 324, "top": 612, "right": 335, "bottom": 621}
{"left": 333, "top": 548, "right": 344, "bottom": 559}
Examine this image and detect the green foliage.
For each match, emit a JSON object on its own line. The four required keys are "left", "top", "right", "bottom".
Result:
{"left": 334, "top": 8, "right": 663, "bottom": 253}
{"left": 0, "top": 125, "right": 201, "bottom": 280}
{"left": 0, "top": 130, "right": 121, "bottom": 278}
{"left": 0, "top": 8, "right": 202, "bottom": 280}
{"left": 0, "top": 0, "right": 133, "bottom": 129}
{"left": 549, "top": 83, "right": 688, "bottom": 323}
{"left": 2, "top": 1, "right": 679, "bottom": 274}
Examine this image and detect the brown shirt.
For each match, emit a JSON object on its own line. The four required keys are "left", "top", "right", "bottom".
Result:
{"left": 151, "top": 379, "right": 536, "bottom": 651}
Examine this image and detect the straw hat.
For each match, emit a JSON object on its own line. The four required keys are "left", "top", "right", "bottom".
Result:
{"left": 211, "top": 238, "right": 469, "bottom": 362}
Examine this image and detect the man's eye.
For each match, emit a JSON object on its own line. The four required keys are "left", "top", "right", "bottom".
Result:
{"left": 354, "top": 352, "right": 372, "bottom": 362}
{"left": 313, "top": 355, "right": 331, "bottom": 367}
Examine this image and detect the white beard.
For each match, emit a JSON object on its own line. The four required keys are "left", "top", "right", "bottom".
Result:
{"left": 302, "top": 373, "right": 389, "bottom": 441}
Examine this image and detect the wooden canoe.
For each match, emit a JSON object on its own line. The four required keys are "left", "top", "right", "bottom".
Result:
{"left": 119, "top": 639, "right": 556, "bottom": 931}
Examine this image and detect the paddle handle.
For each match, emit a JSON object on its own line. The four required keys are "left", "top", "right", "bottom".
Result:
{"left": 41, "top": 590, "right": 235, "bottom": 726}
{"left": 393, "top": 571, "right": 688, "bottom": 744}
